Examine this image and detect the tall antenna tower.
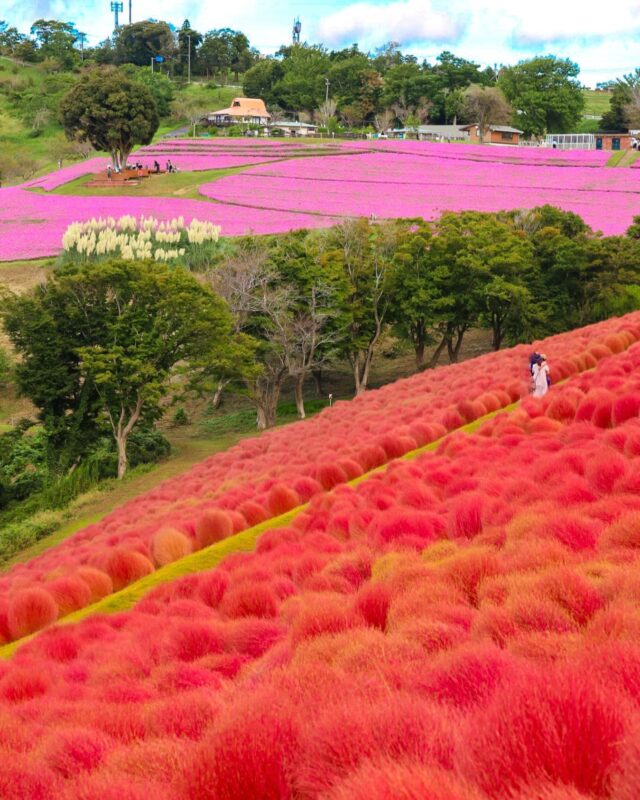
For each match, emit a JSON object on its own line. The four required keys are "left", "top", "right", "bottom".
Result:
{"left": 110, "top": 1, "right": 123, "bottom": 29}
{"left": 129, "top": 0, "right": 132, "bottom": 24}
{"left": 292, "top": 17, "right": 301, "bottom": 44}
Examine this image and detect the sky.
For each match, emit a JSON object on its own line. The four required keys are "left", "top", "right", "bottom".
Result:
{"left": 4, "top": 0, "right": 640, "bottom": 86}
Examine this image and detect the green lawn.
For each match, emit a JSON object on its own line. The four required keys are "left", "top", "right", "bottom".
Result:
{"left": 48, "top": 165, "right": 251, "bottom": 199}
{"left": 582, "top": 88, "right": 612, "bottom": 118}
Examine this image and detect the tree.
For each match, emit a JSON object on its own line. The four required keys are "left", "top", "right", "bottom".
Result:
{"left": 171, "top": 97, "right": 208, "bottom": 136}
{"left": 118, "top": 64, "right": 174, "bottom": 116}
{"left": 177, "top": 20, "right": 202, "bottom": 78}
{"left": 316, "top": 98, "right": 337, "bottom": 127}
{"left": 388, "top": 221, "right": 440, "bottom": 368}
{"left": 320, "top": 219, "right": 397, "bottom": 395}
{"left": 59, "top": 67, "right": 159, "bottom": 170}
{"left": 3, "top": 260, "right": 240, "bottom": 479}
{"left": 463, "top": 85, "right": 512, "bottom": 142}
{"left": 113, "top": 21, "right": 175, "bottom": 67}
{"left": 30, "top": 19, "right": 79, "bottom": 69}
{"left": 498, "top": 56, "right": 584, "bottom": 137}
{"left": 242, "top": 59, "right": 285, "bottom": 105}
{"left": 601, "top": 70, "right": 640, "bottom": 131}
{"left": 199, "top": 28, "right": 253, "bottom": 82}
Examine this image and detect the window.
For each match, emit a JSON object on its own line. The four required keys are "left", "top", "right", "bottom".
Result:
{"left": 501, "top": 132, "right": 514, "bottom": 141}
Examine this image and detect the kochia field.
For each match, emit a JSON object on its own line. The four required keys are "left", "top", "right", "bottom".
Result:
{"left": 2, "top": 314, "right": 640, "bottom": 798}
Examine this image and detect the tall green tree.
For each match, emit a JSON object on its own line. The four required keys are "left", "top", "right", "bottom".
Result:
{"left": 320, "top": 219, "right": 398, "bottom": 395}
{"left": 59, "top": 67, "right": 159, "bottom": 170}
{"left": 498, "top": 56, "right": 584, "bottom": 137}
{"left": 3, "top": 261, "right": 242, "bottom": 479}
{"left": 113, "top": 21, "right": 175, "bottom": 67}
{"left": 30, "top": 19, "right": 79, "bottom": 69}
{"left": 601, "top": 69, "right": 640, "bottom": 131}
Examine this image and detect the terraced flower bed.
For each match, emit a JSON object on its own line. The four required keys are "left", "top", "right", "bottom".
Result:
{"left": 2, "top": 316, "right": 640, "bottom": 798}
{"left": 0, "top": 313, "right": 638, "bottom": 643}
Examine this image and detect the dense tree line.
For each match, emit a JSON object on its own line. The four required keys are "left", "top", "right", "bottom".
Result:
{"left": 1, "top": 16, "right": 586, "bottom": 135}
{"left": 1, "top": 206, "right": 638, "bottom": 509}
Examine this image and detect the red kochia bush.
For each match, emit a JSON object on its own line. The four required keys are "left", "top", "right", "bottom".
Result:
{"left": 447, "top": 492, "right": 486, "bottom": 539}
{"left": 220, "top": 582, "right": 279, "bottom": 619}
{"left": 353, "top": 582, "right": 392, "bottom": 630}
{"left": 267, "top": 484, "right": 301, "bottom": 516}
{"left": 195, "top": 509, "right": 234, "bottom": 549}
{"left": 104, "top": 549, "right": 154, "bottom": 591}
{"left": 43, "top": 727, "right": 111, "bottom": 778}
{"left": 77, "top": 567, "right": 114, "bottom": 602}
{"left": 0, "top": 758, "right": 62, "bottom": 800}
{"left": 181, "top": 690, "right": 299, "bottom": 800}
{"left": 459, "top": 667, "right": 629, "bottom": 798}
{"left": 46, "top": 575, "right": 92, "bottom": 617}
{"left": 151, "top": 528, "right": 192, "bottom": 567}
{"left": 7, "top": 587, "right": 58, "bottom": 639}
{"left": 317, "top": 463, "right": 348, "bottom": 491}
{"left": 323, "top": 759, "right": 485, "bottom": 800}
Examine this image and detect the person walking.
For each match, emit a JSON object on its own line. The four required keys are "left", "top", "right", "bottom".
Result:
{"left": 532, "top": 354, "right": 550, "bottom": 398}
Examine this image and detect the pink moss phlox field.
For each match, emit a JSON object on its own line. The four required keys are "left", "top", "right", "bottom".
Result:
{"left": 0, "top": 313, "right": 639, "bottom": 641}
{"left": 4, "top": 318, "right": 640, "bottom": 797}
{"left": 203, "top": 145, "right": 640, "bottom": 235}
{"left": 0, "top": 186, "right": 336, "bottom": 260}
{"left": 1, "top": 139, "right": 635, "bottom": 260}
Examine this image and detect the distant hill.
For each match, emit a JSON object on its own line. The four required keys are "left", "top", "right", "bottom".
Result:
{"left": 0, "top": 56, "right": 242, "bottom": 186}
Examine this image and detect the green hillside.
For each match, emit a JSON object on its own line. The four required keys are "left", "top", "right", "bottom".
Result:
{"left": 582, "top": 88, "right": 612, "bottom": 117}
{"left": 0, "top": 56, "right": 242, "bottom": 185}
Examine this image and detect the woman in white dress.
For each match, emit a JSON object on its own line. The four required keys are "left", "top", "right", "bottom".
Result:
{"left": 532, "top": 355, "right": 550, "bottom": 398}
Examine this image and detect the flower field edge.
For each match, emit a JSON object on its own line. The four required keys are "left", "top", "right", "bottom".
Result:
{"left": 0, "top": 402, "right": 519, "bottom": 660}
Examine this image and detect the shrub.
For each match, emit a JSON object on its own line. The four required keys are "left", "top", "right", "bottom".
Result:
{"left": 322, "top": 759, "right": 485, "bottom": 800}
{"left": 180, "top": 690, "right": 299, "bottom": 800}
{"left": 104, "top": 549, "right": 155, "bottom": 591}
{"left": 195, "top": 509, "right": 234, "bottom": 549}
{"left": 7, "top": 587, "right": 58, "bottom": 639}
{"left": 458, "top": 667, "right": 630, "bottom": 798}
{"left": 267, "top": 484, "right": 301, "bottom": 516}
{"left": 151, "top": 528, "right": 192, "bottom": 567}
{"left": 46, "top": 575, "right": 92, "bottom": 617}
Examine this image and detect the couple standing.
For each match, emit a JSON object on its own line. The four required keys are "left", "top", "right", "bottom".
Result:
{"left": 530, "top": 353, "right": 550, "bottom": 398}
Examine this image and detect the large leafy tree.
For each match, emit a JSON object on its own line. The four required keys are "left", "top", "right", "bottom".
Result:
{"left": 320, "top": 219, "right": 398, "bottom": 395}
{"left": 3, "top": 261, "right": 242, "bottom": 479}
{"left": 498, "top": 56, "right": 584, "bottom": 137}
{"left": 118, "top": 64, "right": 174, "bottom": 116}
{"left": 601, "top": 69, "right": 640, "bottom": 131}
{"left": 59, "top": 67, "right": 159, "bottom": 170}
{"left": 113, "top": 21, "right": 175, "bottom": 67}
{"left": 30, "top": 19, "right": 79, "bottom": 69}
{"left": 200, "top": 28, "right": 255, "bottom": 82}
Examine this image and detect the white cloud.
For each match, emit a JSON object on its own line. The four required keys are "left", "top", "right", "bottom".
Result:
{"left": 315, "top": 0, "right": 465, "bottom": 48}
{"left": 474, "top": 0, "right": 640, "bottom": 46}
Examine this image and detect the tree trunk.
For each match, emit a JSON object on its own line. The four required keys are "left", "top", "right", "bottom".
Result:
{"left": 492, "top": 318, "right": 503, "bottom": 350}
{"left": 254, "top": 376, "right": 283, "bottom": 430}
{"left": 116, "top": 432, "right": 128, "bottom": 480}
{"left": 427, "top": 335, "right": 447, "bottom": 369}
{"left": 412, "top": 321, "right": 426, "bottom": 369}
{"left": 312, "top": 369, "right": 323, "bottom": 397}
{"left": 294, "top": 374, "right": 306, "bottom": 419}
{"left": 446, "top": 327, "right": 467, "bottom": 363}
{"left": 212, "top": 379, "right": 228, "bottom": 409}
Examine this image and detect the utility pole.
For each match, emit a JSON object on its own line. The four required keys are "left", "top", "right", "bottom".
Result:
{"left": 325, "top": 78, "right": 330, "bottom": 103}
{"left": 110, "top": 1, "right": 123, "bottom": 30}
{"left": 129, "top": 0, "right": 132, "bottom": 24}
{"left": 151, "top": 55, "right": 154, "bottom": 73}
{"left": 187, "top": 33, "right": 191, "bottom": 84}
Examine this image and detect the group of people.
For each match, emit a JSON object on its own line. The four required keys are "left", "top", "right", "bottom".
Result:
{"left": 529, "top": 352, "right": 551, "bottom": 397}
{"left": 105, "top": 160, "right": 179, "bottom": 180}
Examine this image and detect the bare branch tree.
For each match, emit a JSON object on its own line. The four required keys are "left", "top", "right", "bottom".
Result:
{"left": 463, "top": 85, "right": 512, "bottom": 143}
{"left": 315, "top": 99, "right": 337, "bottom": 127}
